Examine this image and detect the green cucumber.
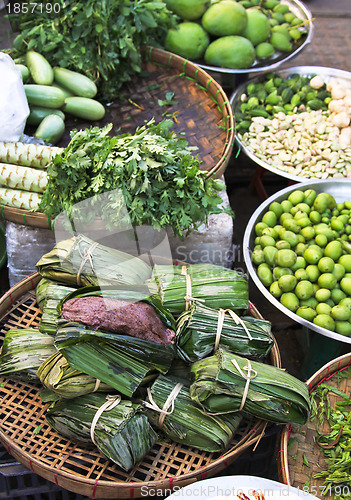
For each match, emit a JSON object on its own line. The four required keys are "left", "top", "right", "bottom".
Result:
{"left": 27, "top": 106, "right": 65, "bottom": 126}
{"left": 62, "top": 97, "right": 105, "bottom": 120}
{"left": 51, "top": 82, "right": 74, "bottom": 98}
{"left": 34, "top": 114, "right": 65, "bottom": 145}
{"left": 15, "top": 64, "right": 30, "bottom": 83}
{"left": 53, "top": 67, "right": 97, "bottom": 98}
{"left": 25, "top": 51, "right": 54, "bottom": 85}
{"left": 24, "top": 84, "right": 66, "bottom": 109}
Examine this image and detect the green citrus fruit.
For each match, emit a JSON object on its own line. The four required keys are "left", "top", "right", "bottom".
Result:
{"left": 202, "top": 1, "right": 248, "bottom": 36}
{"left": 204, "top": 36, "right": 255, "bottom": 69}
{"left": 165, "top": 22, "right": 210, "bottom": 60}
{"left": 242, "top": 7, "right": 271, "bottom": 46}
{"left": 165, "top": 0, "right": 209, "bottom": 20}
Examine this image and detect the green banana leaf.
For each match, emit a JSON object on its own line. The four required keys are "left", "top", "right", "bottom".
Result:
{"left": 176, "top": 303, "right": 274, "bottom": 362}
{"left": 37, "top": 350, "right": 112, "bottom": 398}
{"left": 148, "top": 263, "right": 249, "bottom": 314}
{"left": 189, "top": 349, "right": 311, "bottom": 425}
{"left": 45, "top": 393, "right": 157, "bottom": 471}
{"left": 0, "top": 328, "right": 56, "bottom": 381}
{"left": 36, "top": 278, "right": 77, "bottom": 311}
{"left": 144, "top": 374, "right": 242, "bottom": 452}
{"left": 36, "top": 234, "right": 152, "bottom": 287}
{"left": 55, "top": 321, "right": 176, "bottom": 397}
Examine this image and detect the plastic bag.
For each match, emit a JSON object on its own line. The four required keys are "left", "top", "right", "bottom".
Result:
{"left": 0, "top": 52, "right": 29, "bottom": 142}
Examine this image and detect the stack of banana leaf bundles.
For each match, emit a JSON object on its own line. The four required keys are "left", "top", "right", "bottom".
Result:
{"left": 0, "top": 234, "right": 311, "bottom": 472}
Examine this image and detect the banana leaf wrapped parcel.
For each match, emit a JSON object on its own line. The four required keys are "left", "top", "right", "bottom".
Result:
{"left": 37, "top": 350, "right": 112, "bottom": 399}
{"left": 148, "top": 263, "right": 249, "bottom": 314}
{"left": 143, "top": 374, "right": 242, "bottom": 452}
{"left": 189, "top": 349, "right": 311, "bottom": 425}
{"left": 55, "top": 321, "right": 176, "bottom": 398}
{"left": 176, "top": 303, "right": 274, "bottom": 362}
{"left": 36, "top": 234, "right": 152, "bottom": 287}
{"left": 0, "top": 329, "right": 56, "bottom": 381}
{"left": 45, "top": 393, "right": 157, "bottom": 471}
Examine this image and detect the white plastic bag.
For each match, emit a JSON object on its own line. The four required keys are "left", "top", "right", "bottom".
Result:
{"left": 0, "top": 52, "right": 29, "bottom": 142}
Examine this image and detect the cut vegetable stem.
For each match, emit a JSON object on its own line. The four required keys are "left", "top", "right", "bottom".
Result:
{"left": 0, "top": 187, "right": 41, "bottom": 210}
{"left": 0, "top": 163, "right": 47, "bottom": 193}
{"left": 0, "top": 141, "right": 63, "bottom": 169}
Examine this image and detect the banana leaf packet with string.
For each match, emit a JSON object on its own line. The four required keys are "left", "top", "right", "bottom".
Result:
{"left": 45, "top": 393, "right": 157, "bottom": 471}
{"left": 37, "top": 350, "right": 112, "bottom": 400}
{"left": 35, "top": 234, "right": 152, "bottom": 288}
{"left": 143, "top": 374, "right": 242, "bottom": 453}
{"left": 189, "top": 349, "right": 311, "bottom": 425}
{"left": 0, "top": 328, "right": 57, "bottom": 382}
{"left": 176, "top": 303, "right": 274, "bottom": 362}
{"left": 147, "top": 263, "right": 249, "bottom": 315}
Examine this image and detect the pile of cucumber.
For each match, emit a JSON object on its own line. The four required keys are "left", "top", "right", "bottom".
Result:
{"left": 16, "top": 51, "right": 106, "bottom": 145}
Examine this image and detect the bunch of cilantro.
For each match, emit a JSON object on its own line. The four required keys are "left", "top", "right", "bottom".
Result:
{"left": 39, "top": 120, "right": 229, "bottom": 239}
{"left": 7, "top": 0, "right": 177, "bottom": 101}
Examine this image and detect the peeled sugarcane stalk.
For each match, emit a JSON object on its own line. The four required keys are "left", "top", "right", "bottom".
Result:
{"left": 0, "top": 141, "right": 62, "bottom": 169}
{"left": 0, "top": 187, "right": 41, "bottom": 210}
{"left": 0, "top": 163, "right": 47, "bottom": 193}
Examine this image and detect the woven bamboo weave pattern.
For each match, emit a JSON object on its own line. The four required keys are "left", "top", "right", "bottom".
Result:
{"left": 278, "top": 353, "right": 351, "bottom": 500}
{"left": 0, "top": 273, "right": 279, "bottom": 498}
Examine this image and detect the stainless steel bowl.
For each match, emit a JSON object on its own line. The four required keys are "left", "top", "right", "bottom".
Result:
{"left": 198, "top": 0, "right": 313, "bottom": 75}
{"left": 230, "top": 65, "right": 351, "bottom": 182}
{"left": 243, "top": 179, "right": 351, "bottom": 344}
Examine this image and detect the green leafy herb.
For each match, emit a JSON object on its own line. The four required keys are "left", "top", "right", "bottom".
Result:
{"left": 39, "top": 119, "right": 229, "bottom": 238}
{"left": 6, "top": 0, "right": 177, "bottom": 101}
{"left": 158, "top": 92, "right": 177, "bottom": 107}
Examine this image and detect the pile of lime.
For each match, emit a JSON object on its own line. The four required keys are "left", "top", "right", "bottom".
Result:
{"left": 163, "top": 0, "right": 309, "bottom": 69}
{"left": 252, "top": 189, "right": 351, "bottom": 336}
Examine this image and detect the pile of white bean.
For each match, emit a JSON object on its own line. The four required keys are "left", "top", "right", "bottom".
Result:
{"left": 239, "top": 75, "right": 351, "bottom": 179}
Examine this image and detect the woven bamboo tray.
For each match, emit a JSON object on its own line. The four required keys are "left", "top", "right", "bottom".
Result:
{"left": 0, "top": 46, "right": 235, "bottom": 230}
{"left": 278, "top": 353, "right": 351, "bottom": 500}
{"left": 0, "top": 272, "right": 280, "bottom": 499}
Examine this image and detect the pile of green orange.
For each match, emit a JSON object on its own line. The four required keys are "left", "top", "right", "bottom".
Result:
{"left": 252, "top": 189, "right": 351, "bottom": 336}
{"left": 163, "top": 0, "right": 309, "bottom": 69}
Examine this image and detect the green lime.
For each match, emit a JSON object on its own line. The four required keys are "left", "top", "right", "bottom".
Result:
{"left": 305, "top": 264, "right": 320, "bottom": 282}
{"left": 270, "top": 31, "right": 292, "bottom": 52}
{"left": 316, "top": 303, "right": 332, "bottom": 315}
{"left": 315, "top": 288, "right": 331, "bottom": 303}
{"left": 262, "top": 210, "right": 278, "bottom": 227}
{"left": 335, "top": 321, "right": 351, "bottom": 336}
{"left": 295, "top": 280, "right": 314, "bottom": 300}
{"left": 338, "top": 254, "right": 351, "bottom": 272}
{"left": 257, "top": 263, "right": 273, "bottom": 287}
{"left": 296, "top": 307, "right": 317, "bottom": 322}
{"left": 331, "top": 305, "right": 351, "bottom": 321}
{"left": 273, "top": 266, "right": 293, "bottom": 280}
{"left": 291, "top": 256, "right": 306, "bottom": 272}
{"left": 202, "top": 1, "right": 248, "bottom": 36}
{"left": 255, "top": 222, "right": 269, "bottom": 236}
{"left": 269, "top": 202, "right": 283, "bottom": 218}
{"left": 274, "top": 248, "right": 297, "bottom": 268}
{"left": 340, "top": 277, "right": 351, "bottom": 295}
{"left": 300, "top": 226, "right": 315, "bottom": 241}
{"left": 300, "top": 297, "right": 318, "bottom": 308}
{"left": 324, "top": 240, "right": 343, "bottom": 261}
{"left": 304, "top": 245, "right": 323, "bottom": 265}
{"left": 165, "top": 0, "right": 208, "bottom": 20}
{"left": 318, "top": 273, "right": 337, "bottom": 290}
{"left": 318, "top": 256, "right": 335, "bottom": 273}
{"left": 313, "top": 193, "right": 330, "bottom": 213}
{"left": 280, "top": 292, "right": 299, "bottom": 312}
{"left": 204, "top": 36, "right": 255, "bottom": 69}
{"left": 242, "top": 7, "right": 271, "bottom": 45}
{"left": 331, "top": 288, "right": 347, "bottom": 304}
{"left": 270, "top": 281, "right": 282, "bottom": 299}
{"left": 252, "top": 248, "right": 265, "bottom": 265}
{"left": 260, "top": 235, "right": 276, "bottom": 248}
{"left": 276, "top": 240, "right": 291, "bottom": 250}
{"left": 332, "top": 263, "right": 346, "bottom": 281}
{"left": 340, "top": 297, "right": 351, "bottom": 310}
{"left": 278, "top": 274, "right": 297, "bottom": 292}
{"left": 295, "top": 268, "right": 309, "bottom": 281}
{"left": 256, "top": 42, "right": 274, "bottom": 59}
{"left": 315, "top": 234, "right": 328, "bottom": 247}
{"left": 313, "top": 314, "right": 335, "bottom": 331}
{"left": 263, "top": 245, "right": 278, "bottom": 266}
{"left": 288, "top": 190, "right": 305, "bottom": 206}
{"left": 165, "top": 22, "right": 210, "bottom": 59}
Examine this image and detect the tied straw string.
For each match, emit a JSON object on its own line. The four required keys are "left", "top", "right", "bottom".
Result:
{"left": 181, "top": 265, "right": 205, "bottom": 311}
{"left": 214, "top": 308, "right": 253, "bottom": 352}
{"left": 76, "top": 241, "right": 99, "bottom": 286}
{"left": 231, "top": 358, "right": 257, "bottom": 411}
{"left": 88, "top": 395, "right": 121, "bottom": 446}
{"left": 144, "top": 383, "right": 183, "bottom": 428}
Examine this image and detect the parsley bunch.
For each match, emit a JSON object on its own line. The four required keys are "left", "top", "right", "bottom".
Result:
{"left": 39, "top": 120, "right": 229, "bottom": 238}
{"left": 7, "top": 0, "right": 177, "bottom": 101}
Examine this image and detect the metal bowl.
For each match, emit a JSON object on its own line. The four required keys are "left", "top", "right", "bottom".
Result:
{"left": 243, "top": 179, "right": 351, "bottom": 344}
{"left": 197, "top": 0, "right": 313, "bottom": 75}
{"left": 230, "top": 65, "right": 351, "bottom": 182}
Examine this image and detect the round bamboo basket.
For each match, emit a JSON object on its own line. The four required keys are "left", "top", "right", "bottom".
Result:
{"left": 0, "top": 273, "right": 280, "bottom": 499}
{"left": 277, "top": 352, "right": 351, "bottom": 500}
{"left": 0, "top": 46, "right": 234, "bottom": 230}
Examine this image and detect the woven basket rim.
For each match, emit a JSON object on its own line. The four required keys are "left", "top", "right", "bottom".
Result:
{"left": 0, "top": 47, "right": 234, "bottom": 230}
{"left": 0, "top": 272, "right": 280, "bottom": 498}
{"left": 277, "top": 352, "right": 351, "bottom": 487}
